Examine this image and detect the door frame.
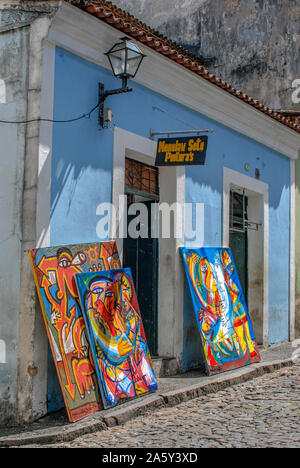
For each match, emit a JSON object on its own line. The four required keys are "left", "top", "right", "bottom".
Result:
{"left": 223, "top": 167, "right": 269, "bottom": 347}
{"left": 229, "top": 190, "right": 249, "bottom": 304}
{"left": 112, "top": 127, "right": 185, "bottom": 363}
{"left": 124, "top": 192, "right": 159, "bottom": 356}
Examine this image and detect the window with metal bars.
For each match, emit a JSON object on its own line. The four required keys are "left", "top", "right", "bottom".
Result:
{"left": 230, "top": 190, "right": 261, "bottom": 233}
{"left": 230, "top": 191, "right": 248, "bottom": 233}
{"left": 125, "top": 157, "right": 159, "bottom": 200}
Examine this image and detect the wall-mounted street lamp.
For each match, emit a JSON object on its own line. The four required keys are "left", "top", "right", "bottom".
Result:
{"left": 99, "top": 37, "right": 146, "bottom": 128}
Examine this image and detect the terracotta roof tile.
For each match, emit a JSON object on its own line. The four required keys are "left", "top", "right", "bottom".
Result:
{"left": 278, "top": 111, "right": 300, "bottom": 127}
{"left": 71, "top": 0, "right": 300, "bottom": 134}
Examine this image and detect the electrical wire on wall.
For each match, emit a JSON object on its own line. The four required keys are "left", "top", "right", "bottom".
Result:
{"left": 0, "top": 102, "right": 99, "bottom": 125}
{"left": 152, "top": 105, "right": 201, "bottom": 130}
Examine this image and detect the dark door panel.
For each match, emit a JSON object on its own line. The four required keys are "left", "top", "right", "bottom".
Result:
{"left": 229, "top": 191, "right": 248, "bottom": 304}
{"left": 123, "top": 200, "right": 158, "bottom": 356}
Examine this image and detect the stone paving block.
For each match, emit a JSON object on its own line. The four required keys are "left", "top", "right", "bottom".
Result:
{"left": 0, "top": 418, "right": 107, "bottom": 447}
{"left": 158, "top": 358, "right": 293, "bottom": 407}
{"left": 19, "top": 364, "right": 300, "bottom": 448}
{"left": 101, "top": 395, "right": 166, "bottom": 427}
{"left": 0, "top": 343, "right": 296, "bottom": 447}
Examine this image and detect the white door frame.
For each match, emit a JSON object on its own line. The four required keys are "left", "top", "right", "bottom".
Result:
{"left": 112, "top": 126, "right": 185, "bottom": 364}
{"left": 223, "top": 167, "right": 269, "bottom": 347}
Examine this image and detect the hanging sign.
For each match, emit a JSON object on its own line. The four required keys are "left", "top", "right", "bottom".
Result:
{"left": 155, "top": 135, "right": 208, "bottom": 166}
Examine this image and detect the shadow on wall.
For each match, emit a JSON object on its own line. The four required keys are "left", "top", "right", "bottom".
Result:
{"left": 182, "top": 276, "right": 205, "bottom": 373}
{"left": 45, "top": 47, "right": 119, "bottom": 246}
{"left": 50, "top": 110, "right": 113, "bottom": 217}
{"left": 46, "top": 114, "right": 114, "bottom": 246}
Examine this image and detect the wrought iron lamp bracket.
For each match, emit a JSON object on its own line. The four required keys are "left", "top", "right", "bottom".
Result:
{"left": 98, "top": 81, "right": 132, "bottom": 128}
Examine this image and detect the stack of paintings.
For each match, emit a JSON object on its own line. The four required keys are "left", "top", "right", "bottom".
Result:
{"left": 29, "top": 241, "right": 260, "bottom": 422}
{"left": 29, "top": 241, "right": 157, "bottom": 422}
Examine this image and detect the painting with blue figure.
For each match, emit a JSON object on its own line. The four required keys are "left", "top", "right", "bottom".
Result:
{"left": 180, "top": 247, "right": 260, "bottom": 376}
{"left": 75, "top": 268, "right": 157, "bottom": 409}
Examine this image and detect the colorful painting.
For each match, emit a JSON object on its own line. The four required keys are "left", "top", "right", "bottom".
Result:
{"left": 75, "top": 268, "right": 158, "bottom": 409}
{"left": 180, "top": 247, "right": 261, "bottom": 376}
{"left": 28, "top": 241, "right": 121, "bottom": 422}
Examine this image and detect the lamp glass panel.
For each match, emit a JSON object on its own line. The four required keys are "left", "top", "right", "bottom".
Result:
{"left": 108, "top": 46, "right": 126, "bottom": 77}
{"left": 126, "top": 54, "right": 143, "bottom": 77}
{"left": 107, "top": 40, "right": 145, "bottom": 79}
{"left": 125, "top": 42, "right": 144, "bottom": 76}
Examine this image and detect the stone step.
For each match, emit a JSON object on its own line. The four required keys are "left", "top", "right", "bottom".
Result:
{"left": 151, "top": 356, "right": 179, "bottom": 377}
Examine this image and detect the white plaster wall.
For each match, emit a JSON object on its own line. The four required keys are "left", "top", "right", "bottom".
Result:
{"left": 0, "top": 25, "right": 28, "bottom": 424}
{"left": 17, "top": 15, "right": 53, "bottom": 424}
{"left": 0, "top": 12, "right": 54, "bottom": 424}
{"left": 158, "top": 166, "right": 185, "bottom": 363}
{"left": 247, "top": 193, "right": 264, "bottom": 345}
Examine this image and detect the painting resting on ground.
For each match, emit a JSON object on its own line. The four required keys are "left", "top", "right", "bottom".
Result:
{"left": 180, "top": 247, "right": 261, "bottom": 375}
{"left": 75, "top": 268, "right": 158, "bottom": 409}
{"left": 29, "top": 241, "right": 121, "bottom": 422}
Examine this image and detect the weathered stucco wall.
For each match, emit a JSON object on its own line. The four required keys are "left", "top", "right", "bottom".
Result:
{"left": 113, "top": 0, "right": 300, "bottom": 111}
{"left": 0, "top": 12, "right": 30, "bottom": 426}
{"left": 0, "top": 1, "right": 59, "bottom": 426}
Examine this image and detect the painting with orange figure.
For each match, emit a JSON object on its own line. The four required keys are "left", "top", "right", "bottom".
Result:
{"left": 28, "top": 241, "right": 120, "bottom": 422}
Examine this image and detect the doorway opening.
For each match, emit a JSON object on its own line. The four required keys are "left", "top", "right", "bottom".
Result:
{"left": 230, "top": 190, "right": 249, "bottom": 304}
{"left": 228, "top": 185, "right": 264, "bottom": 345}
{"left": 123, "top": 157, "right": 159, "bottom": 356}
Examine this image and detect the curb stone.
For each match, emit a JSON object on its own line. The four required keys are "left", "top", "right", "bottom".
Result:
{"left": 101, "top": 395, "right": 165, "bottom": 428}
{"left": 159, "top": 359, "right": 294, "bottom": 406}
{"left": 0, "top": 357, "right": 294, "bottom": 447}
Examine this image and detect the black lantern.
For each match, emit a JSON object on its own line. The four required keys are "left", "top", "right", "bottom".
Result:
{"left": 98, "top": 37, "right": 146, "bottom": 128}
{"left": 105, "top": 37, "right": 146, "bottom": 88}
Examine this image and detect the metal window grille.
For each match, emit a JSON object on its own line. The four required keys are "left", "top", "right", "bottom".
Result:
{"left": 125, "top": 157, "right": 159, "bottom": 200}
{"left": 230, "top": 190, "right": 261, "bottom": 233}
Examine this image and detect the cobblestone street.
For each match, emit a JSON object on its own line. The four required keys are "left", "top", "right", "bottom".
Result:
{"left": 25, "top": 363, "right": 300, "bottom": 449}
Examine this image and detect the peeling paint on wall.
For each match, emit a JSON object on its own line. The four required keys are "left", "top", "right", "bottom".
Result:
{"left": 0, "top": 79, "right": 6, "bottom": 103}
{"left": 112, "top": 0, "right": 300, "bottom": 111}
{"left": 0, "top": 340, "right": 6, "bottom": 364}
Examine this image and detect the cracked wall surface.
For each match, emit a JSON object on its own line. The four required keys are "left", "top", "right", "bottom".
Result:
{"left": 112, "top": 0, "right": 300, "bottom": 111}
{"left": 0, "top": 1, "right": 59, "bottom": 426}
{"left": 0, "top": 14, "right": 29, "bottom": 425}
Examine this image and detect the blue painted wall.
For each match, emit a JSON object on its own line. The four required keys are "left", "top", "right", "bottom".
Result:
{"left": 51, "top": 47, "right": 290, "bottom": 394}
{"left": 51, "top": 48, "right": 114, "bottom": 246}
